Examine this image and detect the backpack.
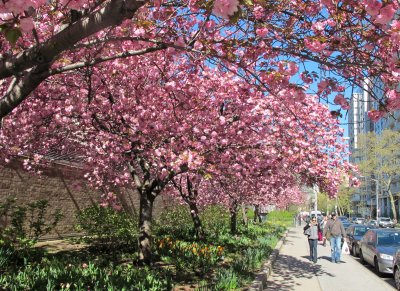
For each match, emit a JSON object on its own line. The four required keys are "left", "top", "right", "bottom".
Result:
{"left": 303, "top": 224, "right": 311, "bottom": 236}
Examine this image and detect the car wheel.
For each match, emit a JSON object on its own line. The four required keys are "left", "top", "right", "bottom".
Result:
{"left": 359, "top": 249, "right": 365, "bottom": 264}
{"left": 394, "top": 267, "right": 400, "bottom": 290}
{"left": 352, "top": 244, "right": 357, "bottom": 257}
{"left": 374, "top": 257, "right": 380, "bottom": 274}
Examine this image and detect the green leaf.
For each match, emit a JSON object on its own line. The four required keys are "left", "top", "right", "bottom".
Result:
{"left": 5, "top": 28, "right": 22, "bottom": 46}
{"left": 0, "top": 24, "right": 9, "bottom": 32}
{"left": 242, "top": 0, "right": 253, "bottom": 7}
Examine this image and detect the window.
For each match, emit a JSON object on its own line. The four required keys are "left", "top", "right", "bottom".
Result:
{"left": 354, "top": 227, "right": 369, "bottom": 236}
{"left": 377, "top": 232, "right": 400, "bottom": 245}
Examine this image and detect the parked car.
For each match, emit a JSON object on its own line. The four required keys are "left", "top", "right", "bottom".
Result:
{"left": 346, "top": 224, "right": 376, "bottom": 257}
{"left": 338, "top": 216, "right": 349, "bottom": 222}
{"left": 342, "top": 221, "right": 352, "bottom": 230}
{"left": 368, "top": 219, "right": 379, "bottom": 227}
{"left": 393, "top": 249, "right": 400, "bottom": 290}
{"left": 379, "top": 217, "right": 395, "bottom": 228}
{"left": 355, "top": 217, "right": 365, "bottom": 224}
{"left": 359, "top": 228, "right": 400, "bottom": 274}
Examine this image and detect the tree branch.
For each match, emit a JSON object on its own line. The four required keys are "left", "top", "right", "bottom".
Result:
{"left": 0, "top": 0, "right": 147, "bottom": 79}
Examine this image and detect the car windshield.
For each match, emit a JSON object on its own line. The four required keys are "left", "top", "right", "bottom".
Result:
{"left": 354, "top": 227, "right": 369, "bottom": 236}
{"left": 381, "top": 218, "right": 391, "bottom": 222}
{"left": 377, "top": 232, "right": 400, "bottom": 245}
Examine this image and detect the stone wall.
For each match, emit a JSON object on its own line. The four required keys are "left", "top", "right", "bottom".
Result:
{"left": 0, "top": 160, "right": 174, "bottom": 239}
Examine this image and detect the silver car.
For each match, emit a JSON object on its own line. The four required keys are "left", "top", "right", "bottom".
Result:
{"left": 379, "top": 217, "right": 395, "bottom": 228}
{"left": 359, "top": 229, "right": 400, "bottom": 274}
{"left": 346, "top": 224, "right": 376, "bottom": 257}
{"left": 393, "top": 249, "right": 400, "bottom": 290}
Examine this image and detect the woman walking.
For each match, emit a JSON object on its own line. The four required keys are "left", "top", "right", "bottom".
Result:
{"left": 304, "top": 216, "right": 320, "bottom": 263}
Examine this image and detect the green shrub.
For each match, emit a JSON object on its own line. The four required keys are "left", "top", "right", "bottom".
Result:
{"left": 200, "top": 205, "right": 230, "bottom": 239}
{"left": 153, "top": 205, "right": 194, "bottom": 240}
{"left": 75, "top": 205, "right": 138, "bottom": 243}
{"left": 155, "top": 237, "right": 224, "bottom": 273}
{"left": 0, "top": 198, "right": 63, "bottom": 249}
{"left": 266, "top": 210, "right": 295, "bottom": 226}
{"left": 0, "top": 258, "right": 172, "bottom": 290}
{"left": 0, "top": 244, "right": 16, "bottom": 272}
{"left": 214, "top": 268, "right": 239, "bottom": 290}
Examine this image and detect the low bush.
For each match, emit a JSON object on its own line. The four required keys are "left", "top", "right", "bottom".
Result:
{"left": 0, "top": 198, "right": 63, "bottom": 249}
{"left": 155, "top": 236, "right": 224, "bottom": 273}
{"left": 153, "top": 205, "right": 194, "bottom": 241}
{"left": 0, "top": 258, "right": 173, "bottom": 290}
{"left": 75, "top": 205, "right": 138, "bottom": 244}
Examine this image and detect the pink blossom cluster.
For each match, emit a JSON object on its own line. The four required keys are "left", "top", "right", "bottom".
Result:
{"left": 212, "top": 0, "right": 239, "bottom": 19}
{"left": 333, "top": 94, "right": 350, "bottom": 110}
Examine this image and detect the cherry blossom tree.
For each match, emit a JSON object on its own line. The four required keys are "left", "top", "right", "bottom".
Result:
{"left": 0, "top": 0, "right": 368, "bottom": 264}
{"left": 0, "top": 47, "right": 354, "bottom": 262}
{"left": 0, "top": 0, "right": 399, "bottom": 122}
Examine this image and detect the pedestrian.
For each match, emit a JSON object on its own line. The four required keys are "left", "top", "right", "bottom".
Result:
{"left": 259, "top": 205, "right": 268, "bottom": 222}
{"left": 321, "top": 215, "right": 329, "bottom": 246}
{"left": 323, "top": 212, "right": 347, "bottom": 263}
{"left": 297, "top": 213, "right": 302, "bottom": 226}
{"left": 304, "top": 216, "right": 320, "bottom": 263}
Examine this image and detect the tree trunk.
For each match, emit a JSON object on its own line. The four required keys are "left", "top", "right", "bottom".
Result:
{"left": 388, "top": 190, "right": 397, "bottom": 220}
{"left": 188, "top": 201, "right": 205, "bottom": 240}
{"left": 230, "top": 209, "right": 237, "bottom": 235}
{"left": 254, "top": 204, "right": 260, "bottom": 222}
{"left": 138, "top": 191, "right": 155, "bottom": 265}
{"left": 241, "top": 204, "right": 248, "bottom": 226}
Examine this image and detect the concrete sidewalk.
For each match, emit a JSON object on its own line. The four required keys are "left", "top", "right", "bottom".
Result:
{"left": 265, "top": 225, "right": 396, "bottom": 291}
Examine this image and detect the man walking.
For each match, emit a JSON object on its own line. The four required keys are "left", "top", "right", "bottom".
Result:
{"left": 323, "top": 212, "right": 347, "bottom": 263}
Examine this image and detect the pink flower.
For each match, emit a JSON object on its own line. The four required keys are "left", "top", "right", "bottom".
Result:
{"left": 4, "top": 0, "right": 25, "bottom": 14}
{"left": 82, "top": 263, "right": 88, "bottom": 269}
{"left": 256, "top": 27, "right": 269, "bottom": 37}
{"left": 365, "top": 0, "right": 382, "bottom": 16}
{"left": 386, "top": 89, "right": 400, "bottom": 110}
{"left": 0, "top": 13, "right": 13, "bottom": 22}
{"left": 19, "top": 17, "right": 35, "bottom": 32}
{"left": 367, "top": 110, "right": 386, "bottom": 122}
{"left": 253, "top": 5, "right": 264, "bottom": 20}
{"left": 333, "top": 94, "right": 350, "bottom": 110}
{"left": 311, "top": 21, "right": 325, "bottom": 32}
{"left": 30, "top": 0, "right": 47, "bottom": 8}
{"left": 62, "top": 0, "right": 86, "bottom": 10}
{"left": 212, "top": 0, "right": 239, "bottom": 19}
{"left": 304, "top": 38, "right": 327, "bottom": 53}
{"left": 375, "top": 4, "right": 395, "bottom": 25}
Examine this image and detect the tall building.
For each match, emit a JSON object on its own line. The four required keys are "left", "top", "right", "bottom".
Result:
{"left": 349, "top": 78, "right": 400, "bottom": 218}
{"left": 348, "top": 82, "right": 374, "bottom": 217}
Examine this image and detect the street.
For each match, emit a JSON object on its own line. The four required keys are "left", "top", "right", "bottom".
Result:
{"left": 266, "top": 225, "right": 396, "bottom": 291}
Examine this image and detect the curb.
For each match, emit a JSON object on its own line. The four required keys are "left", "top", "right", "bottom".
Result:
{"left": 248, "top": 229, "right": 289, "bottom": 291}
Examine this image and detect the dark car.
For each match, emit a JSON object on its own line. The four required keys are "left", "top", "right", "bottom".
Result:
{"left": 342, "top": 220, "right": 352, "bottom": 230}
{"left": 393, "top": 249, "right": 400, "bottom": 290}
{"left": 346, "top": 224, "right": 376, "bottom": 257}
{"left": 359, "top": 228, "right": 400, "bottom": 274}
{"left": 338, "top": 216, "right": 349, "bottom": 222}
{"left": 379, "top": 217, "right": 395, "bottom": 228}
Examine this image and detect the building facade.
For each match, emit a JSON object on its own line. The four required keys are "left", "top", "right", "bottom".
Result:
{"left": 349, "top": 79, "right": 400, "bottom": 219}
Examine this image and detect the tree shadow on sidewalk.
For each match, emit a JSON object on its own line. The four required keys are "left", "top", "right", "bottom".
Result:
{"left": 266, "top": 254, "right": 335, "bottom": 290}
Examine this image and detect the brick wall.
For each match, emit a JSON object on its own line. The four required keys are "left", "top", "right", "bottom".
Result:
{"left": 0, "top": 160, "right": 174, "bottom": 239}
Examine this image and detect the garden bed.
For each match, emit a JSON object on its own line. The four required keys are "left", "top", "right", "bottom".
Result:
{"left": 1, "top": 205, "right": 293, "bottom": 290}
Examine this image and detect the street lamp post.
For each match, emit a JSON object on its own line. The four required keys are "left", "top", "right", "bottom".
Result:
{"left": 374, "top": 178, "right": 379, "bottom": 222}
